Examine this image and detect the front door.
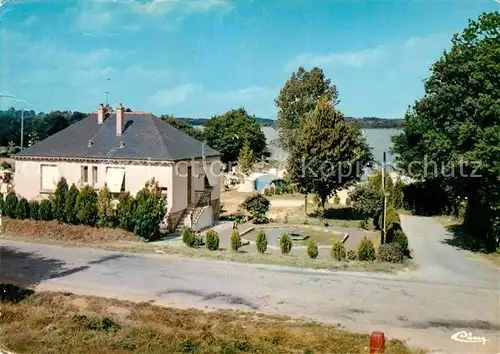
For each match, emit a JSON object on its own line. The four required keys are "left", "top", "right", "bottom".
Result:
{"left": 187, "top": 166, "right": 192, "bottom": 205}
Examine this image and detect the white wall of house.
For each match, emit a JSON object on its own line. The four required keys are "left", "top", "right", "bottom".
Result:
{"left": 14, "top": 156, "right": 221, "bottom": 213}
{"left": 193, "top": 206, "right": 213, "bottom": 232}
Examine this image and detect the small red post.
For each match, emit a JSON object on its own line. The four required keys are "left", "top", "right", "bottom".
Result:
{"left": 369, "top": 331, "right": 385, "bottom": 354}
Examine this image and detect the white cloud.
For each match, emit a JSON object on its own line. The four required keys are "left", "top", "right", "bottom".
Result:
{"left": 404, "top": 33, "right": 451, "bottom": 51}
{"left": 126, "top": 0, "right": 233, "bottom": 16}
{"left": 75, "top": 4, "right": 112, "bottom": 31}
{"left": 21, "top": 14, "right": 38, "bottom": 26}
{"left": 207, "top": 86, "right": 274, "bottom": 103}
{"left": 284, "top": 46, "right": 385, "bottom": 72}
{"left": 149, "top": 83, "right": 202, "bottom": 107}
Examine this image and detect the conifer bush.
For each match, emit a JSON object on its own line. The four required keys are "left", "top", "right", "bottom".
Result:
{"left": 307, "top": 239, "right": 318, "bottom": 259}
{"left": 205, "top": 229, "right": 219, "bottom": 251}
{"left": 357, "top": 236, "right": 376, "bottom": 261}
{"left": 75, "top": 185, "right": 98, "bottom": 226}
{"left": 331, "top": 241, "right": 346, "bottom": 261}
{"left": 53, "top": 178, "right": 68, "bottom": 222}
{"left": 3, "top": 192, "right": 18, "bottom": 218}
{"left": 182, "top": 228, "right": 196, "bottom": 248}
{"left": 256, "top": 230, "right": 267, "bottom": 254}
{"left": 117, "top": 193, "right": 136, "bottom": 232}
{"left": 65, "top": 184, "right": 79, "bottom": 225}
{"left": 230, "top": 230, "right": 241, "bottom": 251}
{"left": 39, "top": 199, "right": 53, "bottom": 221}
{"left": 29, "top": 200, "right": 40, "bottom": 220}
{"left": 15, "top": 198, "right": 30, "bottom": 219}
{"left": 280, "top": 233, "right": 292, "bottom": 254}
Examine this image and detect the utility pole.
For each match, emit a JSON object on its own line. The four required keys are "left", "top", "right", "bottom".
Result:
{"left": 20, "top": 108, "right": 24, "bottom": 151}
{"left": 381, "top": 151, "right": 387, "bottom": 244}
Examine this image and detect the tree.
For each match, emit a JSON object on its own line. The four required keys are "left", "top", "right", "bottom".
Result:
{"left": 204, "top": 108, "right": 266, "bottom": 163}
{"left": 288, "top": 100, "right": 372, "bottom": 208}
{"left": 53, "top": 177, "right": 69, "bottom": 222}
{"left": 160, "top": 115, "right": 204, "bottom": 141}
{"left": 275, "top": 66, "right": 339, "bottom": 152}
{"left": 3, "top": 192, "right": 18, "bottom": 218}
{"left": 75, "top": 185, "right": 98, "bottom": 226}
{"left": 349, "top": 183, "right": 383, "bottom": 223}
{"left": 65, "top": 184, "right": 79, "bottom": 224}
{"left": 134, "top": 179, "right": 165, "bottom": 240}
{"left": 237, "top": 140, "right": 254, "bottom": 176}
{"left": 39, "top": 200, "right": 53, "bottom": 221}
{"left": 242, "top": 193, "right": 270, "bottom": 224}
{"left": 15, "top": 198, "right": 30, "bottom": 219}
{"left": 117, "top": 193, "right": 137, "bottom": 232}
{"left": 97, "top": 184, "right": 116, "bottom": 228}
{"left": 392, "top": 11, "right": 500, "bottom": 251}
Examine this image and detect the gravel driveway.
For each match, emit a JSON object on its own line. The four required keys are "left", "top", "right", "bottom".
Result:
{"left": 1, "top": 215, "right": 499, "bottom": 353}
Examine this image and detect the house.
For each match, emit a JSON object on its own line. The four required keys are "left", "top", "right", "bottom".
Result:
{"left": 13, "top": 103, "right": 222, "bottom": 232}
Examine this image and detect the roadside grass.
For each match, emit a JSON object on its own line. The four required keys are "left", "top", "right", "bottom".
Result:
{"left": 0, "top": 218, "right": 413, "bottom": 273}
{"left": 0, "top": 284, "right": 424, "bottom": 354}
{"left": 434, "top": 216, "right": 500, "bottom": 268}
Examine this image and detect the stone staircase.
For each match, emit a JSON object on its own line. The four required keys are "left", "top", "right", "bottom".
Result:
{"left": 174, "top": 204, "right": 196, "bottom": 234}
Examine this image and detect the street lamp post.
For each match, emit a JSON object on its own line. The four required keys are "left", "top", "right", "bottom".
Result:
{"left": 0, "top": 94, "right": 29, "bottom": 151}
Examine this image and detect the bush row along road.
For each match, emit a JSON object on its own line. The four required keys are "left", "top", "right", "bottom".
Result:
{"left": 0, "top": 214, "right": 499, "bottom": 353}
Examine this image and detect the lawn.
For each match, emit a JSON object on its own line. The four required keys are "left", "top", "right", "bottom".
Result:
{"left": 242, "top": 226, "right": 344, "bottom": 246}
{"left": 0, "top": 284, "right": 424, "bottom": 354}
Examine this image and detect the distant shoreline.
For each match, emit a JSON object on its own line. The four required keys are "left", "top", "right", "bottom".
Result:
{"left": 179, "top": 117, "right": 404, "bottom": 129}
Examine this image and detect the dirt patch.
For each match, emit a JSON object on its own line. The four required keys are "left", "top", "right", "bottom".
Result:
{"left": 0, "top": 288, "right": 422, "bottom": 354}
{"left": 1, "top": 218, "right": 144, "bottom": 244}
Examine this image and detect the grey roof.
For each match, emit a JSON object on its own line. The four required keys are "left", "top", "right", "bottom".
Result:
{"left": 15, "top": 112, "right": 220, "bottom": 161}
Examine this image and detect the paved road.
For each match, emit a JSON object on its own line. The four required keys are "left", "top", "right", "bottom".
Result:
{"left": 1, "top": 215, "right": 499, "bottom": 353}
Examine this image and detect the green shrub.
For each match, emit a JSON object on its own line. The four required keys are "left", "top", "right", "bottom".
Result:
{"left": 333, "top": 195, "right": 340, "bottom": 205}
{"left": 182, "top": 228, "right": 197, "bottom": 248}
{"left": 331, "top": 241, "right": 346, "bottom": 261}
{"left": 15, "top": 198, "right": 30, "bottom": 219}
{"left": 307, "top": 239, "right": 318, "bottom": 259}
{"left": 3, "top": 192, "right": 18, "bottom": 218}
{"left": 39, "top": 199, "right": 53, "bottom": 221}
{"left": 205, "top": 229, "right": 219, "bottom": 251}
{"left": 378, "top": 205, "right": 400, "bottom": 231}
{"left": 357, "top": 236, "right": 376, "bottom": 261}
{"left": 53, "top": 177, "right": 68, "bottom": 222}
{"left": 275, "top": 186, "right": 282, "bottom": 195}
{"left": 29, "top": 200, "right": 40, "bottom": 220}
{"left": 117, "top": 193, "right": 136, "bottom": 232}
{"left": 0, "top": 192, "right": 4, "bottom": 215}
{"left": 392, "top": 230, "right": 409, "bottom": 253}
{"left": 193, "top": 234, "right": 204, "bottom": 247}
{"left": 347, "top": 249, "right": 357, "bottom": 261}
{"left": 65, "top": 184, "right": 79, "bottom": 224}
{"left": 75, "top": 185, "right": 98, "bottom": 226}
{"left": 263, "top": 188, "right": 272, "bottom": 197}
{"left": 282, "top": 214, "right": 289, "bottom": 224}
{"left": 230, "top": 230, "right": 241, "bottom": 251}
{"left": 378, "top": 243, "right": 405, "bottom": 263}
{"left": 280, "top": 233, "right": 292, "bottom": 254}
{"left": 97, "top": 184, "right": 116, "bottom": 228}
{"left": 134, "top": 179, "right": 165, "bottom": 241}
{"left": 255, "top": 230, "right": 267, "bottom": 253}
{"left": 0, "top": 161, "right": 12, "bottom": 170}
{"left": 345, "top": 197, "right": 351, "bottom": 206}
{"left": 242, "top": 193, "right": 270, "bottom": 224}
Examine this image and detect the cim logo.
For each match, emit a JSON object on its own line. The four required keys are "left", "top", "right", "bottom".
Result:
{"left": 450, "top": 331, "right": 489, "bottom": 346}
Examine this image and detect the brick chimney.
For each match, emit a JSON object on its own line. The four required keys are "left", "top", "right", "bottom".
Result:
{"left": 116, "top": 103, "right": 124, "bottom": 136}
{"left": 97, "top": 103, "right": 105, "bottom": 124}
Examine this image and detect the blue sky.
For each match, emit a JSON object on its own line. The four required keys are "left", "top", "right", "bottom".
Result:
{"left": 0, "top": 0, "right": 498, "bottom": 119}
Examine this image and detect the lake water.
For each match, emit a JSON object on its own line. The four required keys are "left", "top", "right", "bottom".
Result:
{"left": 262, "top": 127, "right": 400, "bottom": 165}
{"left": 197, "top": 125, "right": 400, "bottom": 168}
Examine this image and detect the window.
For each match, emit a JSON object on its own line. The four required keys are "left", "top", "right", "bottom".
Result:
{"left": 41, "top": 165, "right": 59, "bottom": 192}
{"left": 92, "top": 166, "right": 98, "bottom": 185}
{"left": 106, "top": 167, "right": 125, "bottom": 193}
{"left": 81, "top": 166, "right": 89, "bottom": 183}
